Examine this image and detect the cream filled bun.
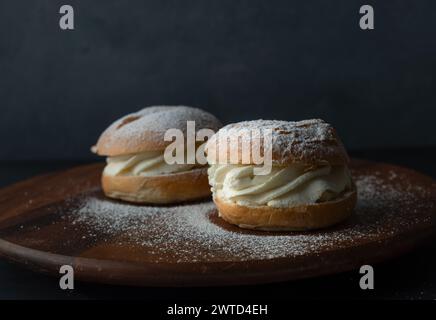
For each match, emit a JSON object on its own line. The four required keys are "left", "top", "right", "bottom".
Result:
{"left": 205, "top": 119, "right": 357, "bottom": 231}
{"left": 93, "top": 106, "right": 222, "bottom": 204}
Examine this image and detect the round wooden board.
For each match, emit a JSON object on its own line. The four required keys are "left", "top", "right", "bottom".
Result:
{"left": 0, "top": 160, "right": 435, "bottom": 287}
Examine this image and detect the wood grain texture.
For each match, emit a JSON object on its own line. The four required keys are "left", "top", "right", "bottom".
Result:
{"left": 0, "top": 160, "right": 435, "bottom": 287}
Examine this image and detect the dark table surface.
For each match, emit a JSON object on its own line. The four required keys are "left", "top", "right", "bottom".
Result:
{"left": 0, "top": 148, "right": 435, "bottom": 300}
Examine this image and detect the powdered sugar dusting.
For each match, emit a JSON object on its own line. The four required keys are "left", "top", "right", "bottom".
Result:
{"left": 65, "top": 168, "right": 434, "bottom": 263}
{"left": 96, "top": 106, "right": 222, "bottom": 153}
{"left": 206, "top": 119, "right": 348, "bottom": 165}
{"left": 216, "top": 119, "right": 332, "bottom": 140}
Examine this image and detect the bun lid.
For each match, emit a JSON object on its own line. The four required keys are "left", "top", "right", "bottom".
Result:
{"left": 206, "top": 119, "right": 349, "bottom": 166}
{"left": 93, "top": 106, "right": 222, "bottom": 156}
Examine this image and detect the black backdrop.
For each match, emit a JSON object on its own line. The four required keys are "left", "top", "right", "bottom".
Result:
{"left": 1, "top": 0, "right": 435, "bottom": 160}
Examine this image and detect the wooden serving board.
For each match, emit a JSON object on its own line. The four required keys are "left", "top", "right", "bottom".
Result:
{"left": 0, "top": 160, "right": 435, "bottom": 287}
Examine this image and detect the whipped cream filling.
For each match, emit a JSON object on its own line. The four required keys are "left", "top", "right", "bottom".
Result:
{"left": 208, "top": 163, "right": 352, "bottom": 208}
{"left": 104, "top": 150, "right": 198, "bottom": 177}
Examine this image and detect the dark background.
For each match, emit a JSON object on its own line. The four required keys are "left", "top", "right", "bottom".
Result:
{"left": 0, "top": 1, "right": 436, "bottom": 161}
{"left": 0, "top": 1, "right": 436, "bottom": 301}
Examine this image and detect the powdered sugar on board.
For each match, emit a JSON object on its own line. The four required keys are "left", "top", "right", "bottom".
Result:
{"left": 65, "top": 169, "right": 434, "bottom": 263}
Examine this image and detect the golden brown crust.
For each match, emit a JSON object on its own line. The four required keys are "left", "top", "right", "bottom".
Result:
{"left": 213, "top": 188, "right": 357, "bottom": 231}
{"left": 206, "top": 119, "right": 349, "bottom": 166}
{"left": 102, "top": 168, "right": 211, "bottom": 204}
{"left": 94, "top": 106, "right": 222, "bottom": 157}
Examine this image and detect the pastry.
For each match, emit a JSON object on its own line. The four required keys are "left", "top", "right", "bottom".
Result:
{"left": 93, "top": 106, "right": 222, "bottom": 204}
{"left": 206, "top": 119, "right": 356, "bottom": 231}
